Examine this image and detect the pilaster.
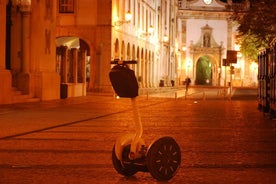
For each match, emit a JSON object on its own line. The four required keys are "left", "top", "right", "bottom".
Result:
{"left": 0, "top": 0, "right": 12, "bottom": 104}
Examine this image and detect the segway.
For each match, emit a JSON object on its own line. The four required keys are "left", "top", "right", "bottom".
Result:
{"left": 109, "top": 59, "right": 181, "bottom": 181}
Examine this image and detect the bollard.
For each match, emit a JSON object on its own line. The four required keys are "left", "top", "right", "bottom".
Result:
{"left": 203, "top": 91, "right": 206, "bottom": 100}
{"left": 185, "top": 90, "right": 187, "bottom": 100}
{"left": 147, "top": 90, "right": 149, "bottom": 100}
{"left": 175, "top": 92, "right": 177, "bottom": 100}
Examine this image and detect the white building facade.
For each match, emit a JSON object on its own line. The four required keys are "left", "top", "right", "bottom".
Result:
{"left": 177, "top": 0, "right": 256, "bottom": 87}
{"left": 111, "top": 0, "right": 179, "bottom": 88}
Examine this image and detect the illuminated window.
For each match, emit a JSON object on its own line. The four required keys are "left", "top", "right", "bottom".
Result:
{"left": 59, "top": 0, "right": 74, "bottom": 13}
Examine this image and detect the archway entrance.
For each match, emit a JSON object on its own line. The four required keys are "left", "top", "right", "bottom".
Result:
{"left": 56, "top": 37, "right": 90, "bottom": 98}
{"left": 195, "top": 56, "right": 212, "bottom": 85}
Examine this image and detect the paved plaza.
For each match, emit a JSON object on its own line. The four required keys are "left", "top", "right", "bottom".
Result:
{"left": 0, "top": 88, "right": 276, "bottom": 183}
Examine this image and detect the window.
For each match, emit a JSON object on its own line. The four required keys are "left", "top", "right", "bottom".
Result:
{"left": 59, "top": 0, "right": 74, "bottom": 13}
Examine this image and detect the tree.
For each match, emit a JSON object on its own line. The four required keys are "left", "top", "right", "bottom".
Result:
{"left": 232, "top": 0, "right": 276, "bottom": 61}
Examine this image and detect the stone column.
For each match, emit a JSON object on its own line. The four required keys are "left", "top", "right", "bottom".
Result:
{"left": 21, "top": 11, "right": 31, "bottom": 73}
{"left": 17, "top": 2, "right": 31, "bottom": 94}
{"left": 72, "top": 48, "right": 78, "bottom": 83}
{"left": 61, "top": 46, "right": 68, "bottom": 83}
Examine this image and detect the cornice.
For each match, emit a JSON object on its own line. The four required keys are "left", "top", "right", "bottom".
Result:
{"left": 177, "top": 10, "right": 231, "bottom": 20}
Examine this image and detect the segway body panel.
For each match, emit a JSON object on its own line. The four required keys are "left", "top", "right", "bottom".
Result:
{"left": 109, "top": 64, "right": 138, "bottom": 98}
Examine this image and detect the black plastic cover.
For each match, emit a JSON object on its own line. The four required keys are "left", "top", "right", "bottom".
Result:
{"left": 109, "top": 64, "right": 139, "bottom": 98}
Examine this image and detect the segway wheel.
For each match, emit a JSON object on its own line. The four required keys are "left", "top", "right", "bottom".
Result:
{"left": 112, "top": 145, "right": 138, "bottom": 176}
{"left": 146, "top": 137, "right": 181, "bottom": 181}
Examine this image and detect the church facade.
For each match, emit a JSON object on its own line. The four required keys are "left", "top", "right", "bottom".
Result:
{"left": 177, "top": 0, "right": 256, "bottom": 87}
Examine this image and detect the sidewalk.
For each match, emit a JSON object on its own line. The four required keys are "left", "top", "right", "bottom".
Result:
{"left": 140, "top": 86, "right": 258, "bottom": 100}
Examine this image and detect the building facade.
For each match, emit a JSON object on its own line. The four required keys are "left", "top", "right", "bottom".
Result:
{"left": 111, "top": 0, "right": 178, "bottom": 88}
{"left": 177, "top": 0, "right": 256, "bottom": 87}
{"left": 0, "top": 0, "right": 255, "bottom": 104}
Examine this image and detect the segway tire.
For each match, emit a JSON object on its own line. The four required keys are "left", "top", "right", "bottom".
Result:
{"left": 146, "top": 137, "right": 181, "bottom": 181}
{"left": 112, "top": 145, "right": 138, "bottom": 176}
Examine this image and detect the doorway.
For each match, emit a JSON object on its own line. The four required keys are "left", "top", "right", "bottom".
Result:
{"left": 195, "top": 56, "right": 212, "bottom": 85}
{"left": 56, "top": 37, "right": 90, "bottom": 98}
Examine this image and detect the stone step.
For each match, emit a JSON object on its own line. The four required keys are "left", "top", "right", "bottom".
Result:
{"left": 11, "top": 88, "right": 40, "bottom": 104}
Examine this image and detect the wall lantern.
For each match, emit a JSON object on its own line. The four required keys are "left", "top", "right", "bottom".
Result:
{"left": 15, "top": 0, "right": 31, "bottom": 12}
{"left": 115, "top": 10, "right": 132, "bottom": 26}
{"left": 141, "top": 25, "right": 154, "bottom": 37}
{"left": 163, "top": 34, "right": 169, "bottom": 42}
{"left": 182, "top": 46, "right": 187, "bottom": 51}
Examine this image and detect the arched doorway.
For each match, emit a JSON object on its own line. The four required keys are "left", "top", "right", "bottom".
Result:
{"left": 195, "top": 56, "right": 212, "bottom": 85}
{"left": 56, "top": 37, "right": 90, "bottom": 98}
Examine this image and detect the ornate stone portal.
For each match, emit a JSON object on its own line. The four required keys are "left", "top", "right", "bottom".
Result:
{"left": 190, "top": 24, "right": 224, "bottom": 86}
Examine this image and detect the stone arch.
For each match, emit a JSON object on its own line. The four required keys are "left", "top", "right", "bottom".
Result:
{"left": 121, "top": 40, "right": 125, "bottom": 60}
{"left": 55, "top": 36, "right": 89, "bottom": 97}
{"left": 132, "top": 44, "right": 136, "bottom": 60}
{"left": 127, "top": 42, "right": 131, "bottom": 60}
{"left": 195, "top": 55, "right": 213, "bottom": 85}
{"left": 114, "top": 38, "right": 119, "bottom": 59}
{"left": 151, "top": 52, "right": 155, "bottom": 86}
{"left": 145, "top": 49, "right": 148, "bottom": 87}
{"left": 148, "top": 51, "right": 152, "bottom": 87}
{"left": 141, "top": 48, "right": 145, "bottom": 87}
{"left": 136, "top": 47, "right": 141, "bottom": 82}
{"left": 132, "top": 44, "right": 137, "bottom": 73}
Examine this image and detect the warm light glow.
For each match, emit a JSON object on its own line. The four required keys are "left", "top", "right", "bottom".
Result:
{"left": 186, "top": 60, "right": 192, "bottom": 68}
{"left": 163, "top": 34, "right": 169, "bottom": 42}
{"left": 182, "top": 46, "right": 186, "bottom": 51}
{"left": 17, "top": 0, "right": 31, "bottom": 5}
{"left": 16, "top": 0, "right": 31, "bottom": 12}
{"left": 234, "top": 44, "right": 240, "bottom": 51}
{"left": 250, "top": 62, "right": 258, "bottom": 71}
{"left": 237, "top": 52, "right": 242, "bottom": 58}
{"left": 186, "top": 60, "right": 192, "bottom": 76}
{"left": 250, "top": 62, "right": 258, "bottom": 84}
{"left": 125, "top": 10, "right": 132, "bottom": 22}
{"left": 148, "top": 25, "right": 154, "bottom": 34}
{"left": 114, "top": 11, "right": 132, "bottom": 26}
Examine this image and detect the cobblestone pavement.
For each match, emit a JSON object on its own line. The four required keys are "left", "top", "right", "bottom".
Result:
{"left": 0, "top": 91, "right": 275, "bottom": 184}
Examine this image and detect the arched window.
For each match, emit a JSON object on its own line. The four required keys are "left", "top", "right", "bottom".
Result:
{"left": 114, "top": 39, "right": 119, "bottom": 59}
{"left": 121, "top": 41, "right": 125, "bottom": 60}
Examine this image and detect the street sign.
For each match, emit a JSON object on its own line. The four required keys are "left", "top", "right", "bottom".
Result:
{"left": 227, "top": 50, "right": 238, "bottom": 64}
{"left": 222, "top": 59, "right": 230, "bottom": 66}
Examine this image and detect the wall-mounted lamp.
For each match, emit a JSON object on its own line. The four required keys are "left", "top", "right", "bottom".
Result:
{"left": 163, "top": 34, "right": 169, "bottom": 42}
{"left": 182, "top": 46, "right": 187, "bottom": 51}
{"left": 15, "top": 0, "right": 31, "bottom": 12}
{"left": 141, "top": 25, "right": 154, "bottom": 37}
{"left": 115, "top": 10, "right": 132, "bottom": 26}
